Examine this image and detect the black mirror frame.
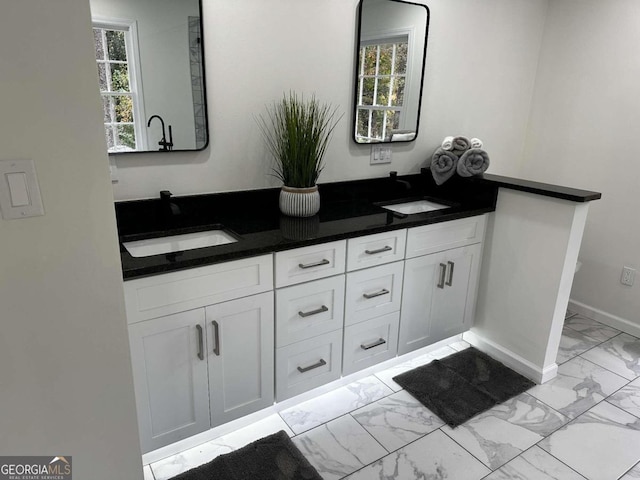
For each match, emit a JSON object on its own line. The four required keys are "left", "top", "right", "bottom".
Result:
{"left": 108, "top": 0, "right": 210, "bottom": 155}
{"left": 352, "top": 0, "right": 430, "bottom": 145}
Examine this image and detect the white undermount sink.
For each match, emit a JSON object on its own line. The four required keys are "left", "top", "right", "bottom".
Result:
{"left": 123, "top": 229, "right": 237, "bottom": 257}
{"left": 382, "top": 199, "right": 450, "bottom": 215}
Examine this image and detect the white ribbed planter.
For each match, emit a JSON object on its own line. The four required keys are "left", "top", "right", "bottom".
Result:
{"left": 279, "top": 185, "right": 320, "bottom": 217}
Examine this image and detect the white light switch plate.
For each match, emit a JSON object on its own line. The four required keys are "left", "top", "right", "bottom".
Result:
{"left": 109, "top": 157, "right": 119, "bottom": 183}
{"left": 370, "top": 146, "right": 392, "bottom": 165}
{"left": 0, "top": 159, "right": 45, "bottom": 219}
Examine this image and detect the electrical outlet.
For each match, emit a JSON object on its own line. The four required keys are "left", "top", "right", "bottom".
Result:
{"left": 370, "top": 146, "right": 392, "bottom": 165}
{"left": 621, "top": 266, "right": 636, "bottom": 286}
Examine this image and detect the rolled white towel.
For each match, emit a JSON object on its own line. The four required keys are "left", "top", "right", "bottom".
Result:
{"left": 470, "top": 138, "right": 483, "bottom": 149}
{"left": 441, "top": 136, "right": 454, "bottom": 151}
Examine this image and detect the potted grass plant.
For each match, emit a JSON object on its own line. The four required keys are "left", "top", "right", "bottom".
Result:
{"left": 257, "top": 92, "right": 342, "bottom": 217}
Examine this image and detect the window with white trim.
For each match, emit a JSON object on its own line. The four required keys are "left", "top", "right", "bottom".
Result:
{"left": 93, "top": 22, "right": 144, "bottom": 152}
{"left": 355, "top": 36, "right": 408, "bottom": 143}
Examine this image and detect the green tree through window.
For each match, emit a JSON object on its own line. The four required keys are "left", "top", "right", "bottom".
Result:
{"left": 94, "top": 26, "right": 138, "bottom": 152}
{"left": 356, "top": 38, "right": 408, "bottom": 143}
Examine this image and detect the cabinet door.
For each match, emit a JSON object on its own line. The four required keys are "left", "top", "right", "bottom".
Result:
{"left": 398, "top": 244, "right": 482, "bottom": 355}
{"left": 128, "top": 309, "right": 210, "bottom": 453}
{"left": 206, "top": 292, "right": 274, "bottom": 427}
{"left": 430, "top": 243, "right": 482, "bottom": 341}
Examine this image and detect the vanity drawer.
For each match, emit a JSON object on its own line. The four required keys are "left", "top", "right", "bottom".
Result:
{"left": 124, "top": 254, "right": 273, "bottom": 324}
{"left": 344, "top": 261, "right": 404, "bottom": 326}
{"left": 405, "top": 215, "right": 486, "bottom": 259}
{"left": 275, "top": 240, "right": 346, "bottom": 287}
{"left": 275, "top": 275, "right": 345, "bottom": 347}
{"left": 346, "top": 229, "right": 407, "bottom": 272}
{"left": 275, "top": 330, "right": 343, "bottom": 401}
{"left": 343, "top": 311, "right": 399, "bottom": 376}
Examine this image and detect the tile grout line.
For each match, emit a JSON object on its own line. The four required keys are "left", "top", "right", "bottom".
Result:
{"left": 438, "top": 425, "right": 495, "bottom": 472}
{"left": 534, "top": 402, "right": 640, "bottom": 480}
{"left": 563, "top": 315, "right": 621, "bottom": 340}
{"left": 436, "top": 390, "right": 575, "bottom": 473}
{"left": 283, "top": 380, "right": 402, "bottom": 436}
{"left": 477, "top": 444, "right": 588, "bottom": 480}
{"left": 576, "top": 351, "right": 640, "bottom": 383}
{"left": 619, "top": 460, "right": 640, "bottom": 479}
{"left": 558, "top": 330, "right": 618, "bottom": 367}
{"left": 531, "top": 444, "right": 588, "bottom": 480}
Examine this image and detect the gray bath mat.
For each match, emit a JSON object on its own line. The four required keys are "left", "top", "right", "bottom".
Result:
{"left": 169, "top": 430, "right": 322, "bottom": 480}
{"left": 393, "top": 347, "right": 535, "bottom": 428}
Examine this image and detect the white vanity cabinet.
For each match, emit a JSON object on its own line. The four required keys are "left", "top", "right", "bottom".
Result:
{"left": 274, "top": 241, "right": 347, "bottom": 401}
{"left": 128, "top": 308, "right": 210, "bottom": 452}
{"left": 123, "top": 215, "right": 487, "bottom": 454}
{"left": 398, "top": 216, "right": 486, "bottom": 355}
{"left": 206, "top": 292, "right": 274, "bottom": 427}
{"left": 124, "top": 255, "right": 274, "bottom": 453}
{"left": 341, "top": 230, "right": 406, "bottom": 375}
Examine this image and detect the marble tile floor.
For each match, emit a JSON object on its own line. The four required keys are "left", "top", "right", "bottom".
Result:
{"left": 146, "top": 313, "right": 640, "bottom": 480}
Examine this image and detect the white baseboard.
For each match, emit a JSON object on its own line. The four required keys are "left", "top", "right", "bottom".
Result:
{"left": 568, "top": 299, "right": 640, "bottom": 338}
{"left": 463, "top": 330, "right": 557, "bottom": 384}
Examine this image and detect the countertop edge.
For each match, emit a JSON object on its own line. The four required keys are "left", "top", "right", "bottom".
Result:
{"left": 121, "top": 206, "right": 495, "bottom": 280}
{"left": 480, "top": 174, "right": 602, "bottom": 202}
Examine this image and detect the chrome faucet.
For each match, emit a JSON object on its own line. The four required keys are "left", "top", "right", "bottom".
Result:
{"left": 148, "top": 115, "right": 174, "bottom": 151}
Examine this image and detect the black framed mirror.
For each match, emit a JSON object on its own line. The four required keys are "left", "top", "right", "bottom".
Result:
{"left": 90, "top": 0, "right": 209, "bottom": 154}
{"left": 353, "top": 0, "right": 429, "bottom": 144}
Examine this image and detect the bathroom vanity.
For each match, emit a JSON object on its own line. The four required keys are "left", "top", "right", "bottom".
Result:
{"left": 116, "top": 172, "right": 600, "bottom": 454}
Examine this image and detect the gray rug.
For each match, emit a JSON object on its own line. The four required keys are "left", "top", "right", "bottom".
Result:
{"left": 393, "top": 347, "right": 535, "bottom": 428}
{"left": 170, "top": 430, "right": 322, "bottom": 480}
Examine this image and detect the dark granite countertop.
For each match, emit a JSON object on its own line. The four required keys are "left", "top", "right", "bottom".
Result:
{"left": 115, "top": 172, "right": 600, "bottom": 280}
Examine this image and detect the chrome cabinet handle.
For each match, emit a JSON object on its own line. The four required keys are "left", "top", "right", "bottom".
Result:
{"left": 297, "top": 358, "right": 327, "bottom": 373}
{"left": 446, "top": 261, "right": 455, "bottom": 287}
{"left": 365, "top": 245, "right": 392, "bottom": 255}
{"left": 298, "top": 259, "right": 330, "bottom": 269}
{"left": 437, "top": 263, "right": 447, "bottom": 289}
{"left": 196, "top": 324, "right": 204, "bottom": 361}
{"left": 361, "top": 338, "right": 386, "bottom": 350}
{"left": 298, "top": 305, "right": 329, "bottom": 318}
{"left": 212, "top": 320, "right": 220, "bottom": 356}
{"left": 363, "top": 288, "right": 390, "bottom": 299}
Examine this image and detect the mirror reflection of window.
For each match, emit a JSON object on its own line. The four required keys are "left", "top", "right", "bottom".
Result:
{"left": 356, "top": 37, "right": 408, "bottom": 143}
{"left": 353, "top": 0, "right": 429, "bottom": 144}
{"left": 93, "top": 20, "right": 146, "bottom": 153}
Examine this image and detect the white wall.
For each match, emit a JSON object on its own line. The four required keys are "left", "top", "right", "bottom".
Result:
{"left": 110, "top": 0, "right": 549, "bottom": 200}
{"left": 91, "top": 0, "right": 200, "bottom": 149}
{"left": 0, "top": 1, "right": 143, "bottom": 478}
{"left": 521, "top": 0, "right": 640, "bottom": 328}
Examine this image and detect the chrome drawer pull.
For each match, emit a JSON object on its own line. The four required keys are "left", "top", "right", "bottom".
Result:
{"left": 298, "top": 305, "right": 329, "bottom": 318}
{"left": 437, "top": 263, "right": 447, "bottom": 289}
{"left": 361, "top": 338, "right": 386, "bottom": 350}
{"left": 298, "top": 259, "right": 330, "bottom": 269}
{"left": 363, "top": 288, "right": 390, "bottom": 299}
{"left": 196, "top": 324, "right": 204, "bottom": 361}
{"left": 297, "top": 358, "right": 327, "bottom": 373}
{"left": 212, "top": 320, "right": 220, "bottom": 356}
{"left": 365, "top": 245, "right": 392, "bottom": 255}
{"left": 446, "top": 261, "right": 455, "bottom": 287}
